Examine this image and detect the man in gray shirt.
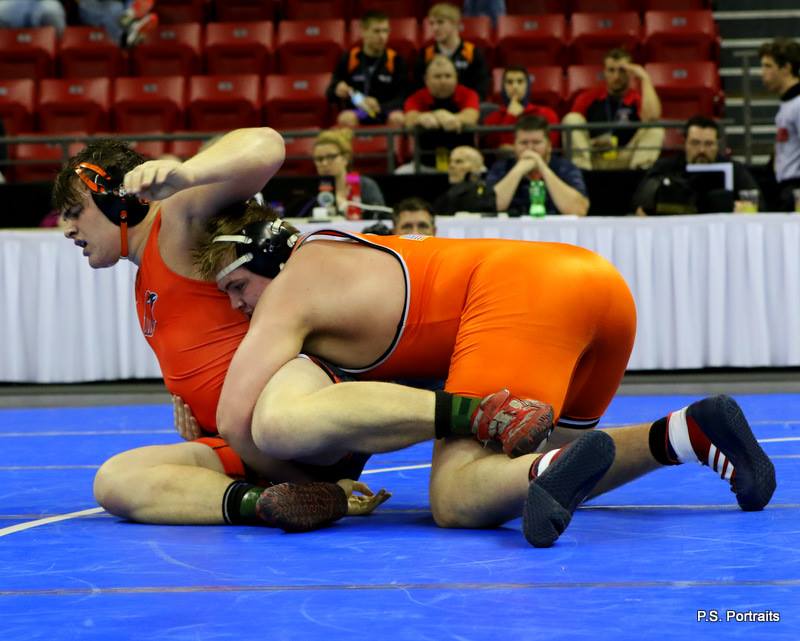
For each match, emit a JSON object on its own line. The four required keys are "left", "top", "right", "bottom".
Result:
{"left": 760, "top": 38, "right": 800, "bottom": 210}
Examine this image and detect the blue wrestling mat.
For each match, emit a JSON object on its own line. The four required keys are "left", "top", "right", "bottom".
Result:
{"left": 0, "top": 394, "right": 797, "bottom": 640}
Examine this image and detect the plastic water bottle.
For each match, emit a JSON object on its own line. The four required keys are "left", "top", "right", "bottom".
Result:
{"left": 529, "top": 179, "right": 546, "bottom": 217}
{"left": 345, "top": 173, "right": 362, "bottom": 220}
{"left": 350, "top": 90, "right": 376, "bottom": 119}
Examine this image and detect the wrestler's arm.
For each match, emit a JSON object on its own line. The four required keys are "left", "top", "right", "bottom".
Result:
{"left": 123, "top": 127, "right": 285, "bottom": 223}
{"left": 216, "top": 281, "right": 312, "bottom": 457}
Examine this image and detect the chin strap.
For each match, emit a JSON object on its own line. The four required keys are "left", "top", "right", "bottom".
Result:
{"left": 119, "top": 210, "right": 129, "bottom": 258}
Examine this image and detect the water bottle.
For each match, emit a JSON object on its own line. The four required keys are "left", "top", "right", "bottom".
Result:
{"left": 529, "top": 179, "right": 546, "bottom": 217}
{"left": 350, "top": 90, "right": 376, "bottom": 119}
{"left": 345, "top": 173, "right": 362, "bottom": 220}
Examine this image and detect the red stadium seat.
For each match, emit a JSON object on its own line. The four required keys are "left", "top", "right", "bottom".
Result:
{"left": 571, "top": 0, "right": 641, "bottom": 12}
{"left": 131, "top": 23, "right": 203, "bottom": 77}
{"left": 9, "top": 135, "right": 85, "bottom": 183}
{"left": 565, "top": 65, "right": 604, "bottom": 108}
{"left": 357, "top": 0, "right": 423, "bottom": 19}
{"left": 643, "top": 11, "right": 719, "bottom": 63}
{"left": 263, "top": 74, "right": 331, "bottom": 129}
{"left": 352, "top": 129, "right": 397, "bottom": 173}
{"left": 0, "top": 27, "right": 56, "bottom": 80}
{"left": 569, "top": 12, "right": 642, "bottom": 65}
{"left": 169, "top": 135, "right": 206, "bottom": 159}
{"left": 155, "top": 0, "right": 206, "bottom": 23}
{"left": 187, "top": 74, "right": 263, "bottom": 131}
{"left": 37, "top": 78, "right": 111, "bottom": 134}
{"left": 127, "top": 137, "right": 170, "bottom": 159}
{"left": 276, "top": 20, "right": 346, "bottom": 74}
{"left": 422, "top": 16, "right": 494, "bottom": 66}
{"left": 644, "top": 0, "right": 708, "bottom": 9}
{"left": 506, "top": 0, "right": 562, "bottom": 14}
{"left": 283, "top": 0, "right": 349, "bottom": 20}
{"left": 59, "top": 26, "right": 125, "bottom": 78}
{"left": 205, "top": 21, "right": 273, "bottom": 76}
{"left": 0, "top": 79, "right": 35, "bottom": 134}
{"left": 213, "top": 0, "right": 276, "bottom": 22}
{"left": 644, "top": 61, "right": 723, "bottom": 118}
{"left": 495, "top": 15, "right": 567, "bottom": 68}
{"left": 113, "top": 75, "right": 187, "bottom": 132}
{"left": 281, "top": 135, "right": 317, "bottom": 175}
{"left": 349, "top": 17, "right": 419, "bottom": 64}
{"left": 491, "top": 66, "right": 564, "bottom": 113}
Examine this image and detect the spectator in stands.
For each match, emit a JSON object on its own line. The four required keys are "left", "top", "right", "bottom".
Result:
{"left": 404, "top": 55, "right": 480, "bottom": 170}
{"left": 563, "top": 48, "right": 664, "bottom": 171}
{"left": 414, "top": 3, "right": 490, "bottom": 101}
{"left": 631, "top": 115, "right": 763, "bottom": 216}
{"left": 77, "top": 0, "right": 158, "bottom": 48}
{"left": 392, "top": 197, "right": 436, "bottom": 236}
{"left": 313, "top": 129, "right": 386, "bottom": 215}
{"left": 462, "top": 0, "right": 505, "bottom": 28}
{"left": 433, "top": 146, "right": 496, "bottom": 215}
{"left": 483, "top": 66, "right": 560, "bottom": 153}
{"left": 759, "top": 37, "right": 800, "bottom": 211}
{"left": 326, "top": 11, "right": 407, "bottom": 129}
{"left": 0, "top": 0, "right": 66, "bottom": 35}
{"left": 486, "top": 115, "right": 588, "bottom": 216}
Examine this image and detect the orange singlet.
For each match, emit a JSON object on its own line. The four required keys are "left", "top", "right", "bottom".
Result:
{"left": 134, "top": 210, "right": 249, "bottom": 432}
{"left": 298, "top": 231, "right": 637, "bottom": 428}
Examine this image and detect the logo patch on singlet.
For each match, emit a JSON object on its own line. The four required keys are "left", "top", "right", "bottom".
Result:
{"left": 142, "top": 290, "right": 158, "bottom": 337}
{"left": 400, "top": 234, "right": 427, "bottom": 241}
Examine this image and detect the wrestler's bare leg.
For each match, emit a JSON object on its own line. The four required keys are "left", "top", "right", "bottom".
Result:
{"left": 428, "top": 425, "right": 660, "bottom": 529}
{"left": 94, "top": 357, "right": 342, "bottom": 524}
{"left": 253, "top": 365, "right": 437, "bottom": 460}
{"left": 93, "top": 441, "right": 317, "bottom": 524}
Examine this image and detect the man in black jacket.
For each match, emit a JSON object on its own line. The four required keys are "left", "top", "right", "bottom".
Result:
{"left": 326, "top": 11, "right": 407, "bottom": 128}
{"left": 632, "top": 115, "right": 763, "bottom": 215}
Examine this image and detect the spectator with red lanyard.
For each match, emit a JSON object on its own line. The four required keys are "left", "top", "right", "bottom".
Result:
{"left": 563, "top": 48, "right": 664, "bottom": 171}
{"left": 484, "top": 66, "right": 560, "bottom": 153}
{"left": 404, "top": 56, "right": 480, "bottom": 170}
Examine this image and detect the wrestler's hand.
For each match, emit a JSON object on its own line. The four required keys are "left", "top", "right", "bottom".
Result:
{"left": 172, "top": 394, "right": 202, "bottom": 441}
{"left": 123, "top": 159, "right": 195, "bottom": 202}
{"left": 336, "top": 479, "right": 392, "bottom": 516}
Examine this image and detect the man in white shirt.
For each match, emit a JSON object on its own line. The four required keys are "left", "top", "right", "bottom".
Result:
{"left": 760, "top": 38, "right": 800, "bottom": 210}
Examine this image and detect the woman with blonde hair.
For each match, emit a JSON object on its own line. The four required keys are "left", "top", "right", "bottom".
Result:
{"left": 312, "top": 128, "right": 386, "bottom": 218}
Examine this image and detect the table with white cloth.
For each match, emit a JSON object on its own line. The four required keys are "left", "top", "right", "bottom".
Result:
{"left": 2, "top": 214, "right": 799, "bottom": 383}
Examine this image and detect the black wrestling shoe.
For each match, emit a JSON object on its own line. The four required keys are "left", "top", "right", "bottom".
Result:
{"left": 523, "top": 430, "right": 615, "bottom": 548}
{"left": 256, "top": 482, "right": 348, "bottom": 532}
{"left": 686, "top": 395, "right": 776, "bottom": 511}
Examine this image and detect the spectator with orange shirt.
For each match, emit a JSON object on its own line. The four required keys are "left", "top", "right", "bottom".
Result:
{"left": 484, "top": 67, "right": 560, "bottom": 153}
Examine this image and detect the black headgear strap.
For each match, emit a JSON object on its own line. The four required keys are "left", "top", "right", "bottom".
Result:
{"left": 213, "top": 219, "right": 300, "bottom": 281}
{"left": 74, "top": 162, "right": 149, "bottom": 258}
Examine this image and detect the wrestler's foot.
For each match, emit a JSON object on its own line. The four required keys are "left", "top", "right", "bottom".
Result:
{"left": 256, "top": 482, "right": 348, "bottom": 532}
{"left": 678, "top": 395, "right": 776, "bottom": 511}
{"left": 523, "top": 430, "right": 615, "bottom": 548}
{"left": 472, "top": 389, "right": 554, "bottom": 457}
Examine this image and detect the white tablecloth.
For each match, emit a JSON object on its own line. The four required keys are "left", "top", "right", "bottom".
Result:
{"left": 2, "top": 214, "right": 799, "bottom": 382}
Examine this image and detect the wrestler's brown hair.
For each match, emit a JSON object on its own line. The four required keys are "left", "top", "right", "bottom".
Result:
{"left": 193, "top": 200, "right": 300, "bottom": 281}
{"left": 53, "top": 139, "right": 145, "bottom": 212}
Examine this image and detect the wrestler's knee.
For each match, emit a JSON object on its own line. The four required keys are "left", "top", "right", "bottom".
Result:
{"left": 251, "top": 399, "right": 307, "bottom": 459}
{"left": 93, "top": 451, "right": 137, "bottom": 517}
{"left": 430, "top": 474, "right": 488, "bottom": 529}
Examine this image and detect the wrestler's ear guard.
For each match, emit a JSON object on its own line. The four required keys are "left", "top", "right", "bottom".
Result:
{"left": 214, "top": 218, "right": 300, "bottom": 281}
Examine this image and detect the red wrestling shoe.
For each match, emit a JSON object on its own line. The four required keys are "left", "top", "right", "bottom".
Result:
{"left": 472, "top": 389, "right": 554, "bottom": 457}
{"left": 256, "top": 482, "right": 349, "bottom": 532}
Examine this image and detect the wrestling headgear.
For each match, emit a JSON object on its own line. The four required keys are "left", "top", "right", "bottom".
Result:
{"left": 213, "top": 219, "right": 300, "bottom": 281}
{"left": 74, "top": 162, "right": 149, "bottom": 258}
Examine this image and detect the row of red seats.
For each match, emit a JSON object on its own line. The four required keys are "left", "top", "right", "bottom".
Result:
{"left": 6, "top": 129, "right": 397, "bottom": 183}
{"left": 0, "top": 63, "right": 722, "bottom": 138}
{"left": 153, "top": 0, "right": 711, "bottom": 23}
{"left": 0, "top": 12, "right": 719, "bottom": 80}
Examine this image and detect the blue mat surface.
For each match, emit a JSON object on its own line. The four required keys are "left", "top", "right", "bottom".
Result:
{"left": 0, "top": 394, "right": 796, "bottom": 640}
